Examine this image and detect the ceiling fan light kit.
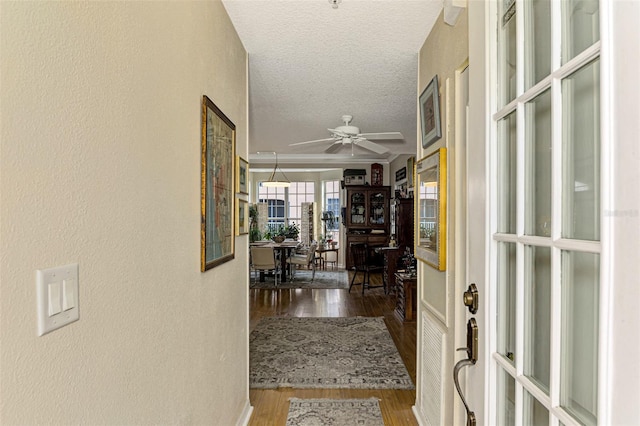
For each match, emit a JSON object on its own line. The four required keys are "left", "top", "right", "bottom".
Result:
{"left": 329, "top": 0, "right": 341, "bottom": 9}
{"left": 289, "top": 115, "right": 404, "bottom": 155}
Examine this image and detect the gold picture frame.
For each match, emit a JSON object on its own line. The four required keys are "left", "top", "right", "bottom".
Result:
{"left": 236, "top": 156, "right": 249, "bottom": 195}
{"left": 201, "top": 95, "right": 235, "bottom": 271}
{"left": 236, "top": 199, "right": 249, "bottom": 235}
{"left": 415, "top": 148, "right": 447, "bottom": 271}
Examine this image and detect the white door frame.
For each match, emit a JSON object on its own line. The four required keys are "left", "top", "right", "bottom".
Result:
{"left": 453, "top": 61, "right": 471, "bottom": 426}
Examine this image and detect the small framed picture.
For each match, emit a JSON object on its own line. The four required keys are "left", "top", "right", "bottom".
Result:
{"left": 236, "top": 199, "right": 249, "bottom": 235}
{"left": 236, "top": 156, "right": 249, "bottom": 195}
{"left": 419, "top": 75, "right": 442, "bottom": 149}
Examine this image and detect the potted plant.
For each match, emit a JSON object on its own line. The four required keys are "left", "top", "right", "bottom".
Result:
{"left": 249, "top": 204, "right": 262, "bottom": 242}
{"left": 281, "top": 223, "right": 300, "bottom": 240}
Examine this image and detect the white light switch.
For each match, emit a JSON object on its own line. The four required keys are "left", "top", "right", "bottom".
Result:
{"left": 48, "top": 282, "right": 62, "bottom": 316}
{"left": 62, "top": 279, "right": 75, "bottom": 311}
{"left": 37, "top": 263, "right": 79, "bottom": 336}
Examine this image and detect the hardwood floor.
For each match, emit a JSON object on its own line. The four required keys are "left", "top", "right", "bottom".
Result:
{"left": 249, "top": 271, "right": 418, "bottom": 425}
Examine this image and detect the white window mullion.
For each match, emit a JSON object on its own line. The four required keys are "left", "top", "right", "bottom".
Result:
{"left": 551, "top": 0, "right": 562, "bottom": 73}
{"left": 515, "top": 0, "right": 525, "bottom": 99}
{"left": 514, "top": 1, "right": 525, "bottom": 423}
{"left": 549, "top": 8, "right": 564, "bottom": 409}
{"left": 549, "top": 241, "right": 562, "bottom": 414}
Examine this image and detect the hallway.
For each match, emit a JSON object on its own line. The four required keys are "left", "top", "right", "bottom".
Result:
{"left": 248, "top": 272, "right": 418, "bottom": 425}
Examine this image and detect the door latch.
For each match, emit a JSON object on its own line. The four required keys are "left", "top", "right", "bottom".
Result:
{"left": 463, "top": 283, "right": 478, "bottom": 314}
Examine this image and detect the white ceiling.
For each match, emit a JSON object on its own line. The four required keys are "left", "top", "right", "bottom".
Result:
{"left": 222, "top": 0, "right": 443, "bottom": 166}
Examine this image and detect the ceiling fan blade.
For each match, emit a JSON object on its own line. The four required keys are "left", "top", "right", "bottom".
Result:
{"left": 354, "top": 138, "right": 389, "bottom": 154}
{"left": 358, "top": 132, "right": 404, "bottom": 140}
{"left": 324, "top": 141, "right": 343, "bottom": 153}
{"left": 289, "top": 138, "right": 335, "bottom": 146}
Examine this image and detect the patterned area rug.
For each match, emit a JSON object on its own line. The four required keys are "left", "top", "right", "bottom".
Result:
{"left": 250, "top": 317, "right": 414, "bottom": 389}
{"left": 249, "top": 270, "right": 349, "bottom": 289}
{"left": 286, "top": 398, "right": 384, "bottom": 426}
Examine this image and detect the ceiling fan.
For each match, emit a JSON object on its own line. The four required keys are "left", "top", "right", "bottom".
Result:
{"left": 289, "top": 115, "right": 404, "bottom": 155}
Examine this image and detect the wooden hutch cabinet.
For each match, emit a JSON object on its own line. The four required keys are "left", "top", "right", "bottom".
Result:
{"left": 345, "top": 186, "right": 391, "bottom": 269}
{"left": 394, "top": 198, "right": 415, "bottom": 252}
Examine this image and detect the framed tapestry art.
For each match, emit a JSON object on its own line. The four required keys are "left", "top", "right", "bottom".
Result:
{"left": 419, "top": 75, "right": 442, "bottom": 149}
{"left": 201, "top": 95, "right": 235, "bottom": 271}
{"left": 415, "top": 148, "right": 447, "bottom": 271}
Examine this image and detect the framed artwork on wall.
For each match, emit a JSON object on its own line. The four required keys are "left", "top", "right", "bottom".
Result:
{"left": 236, "top": 199, "right": 249, "bottom": 235}
{"left": 415, "top": 148, "right": 447, "bottom": 271}
{"left": 419, "top": 75, "right": 442, "bottom": 149}
{"left": 236, "top": 156, "right": 249, "bottom": 195}
{"left": 201, "top": 95, "right": 235, "bottom": 271}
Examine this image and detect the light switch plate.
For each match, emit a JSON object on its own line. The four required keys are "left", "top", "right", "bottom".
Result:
{"left": 37, "top": 263, "right": 79, "bottom": 336}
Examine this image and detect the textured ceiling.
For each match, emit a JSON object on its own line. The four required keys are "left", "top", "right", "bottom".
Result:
{"left": 222, "top": 0, "right": 443, "bottom": 165}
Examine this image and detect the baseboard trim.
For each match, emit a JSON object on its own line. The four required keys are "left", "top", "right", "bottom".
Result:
{"left": 235, "top": 400, "right": 254, "bottom": 426}
{"left": 412, "top": 405, "right": 426, "bottom": 426}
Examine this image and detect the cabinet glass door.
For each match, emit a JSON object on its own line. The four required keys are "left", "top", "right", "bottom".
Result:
{"left": 369, "top": 191, "right": 386, "bottom": 225}
{"left": 350, "top": 191, "right": 366, "bottom": 225}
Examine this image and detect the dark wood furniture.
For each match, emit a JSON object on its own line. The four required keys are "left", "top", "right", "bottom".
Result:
{"left": 394, "top": 198, "right": 415, "bottom": 252}
{"left": 345, "top": 186, "right": 391, "bottom": 269}
{"left": 349, "top": 243, "right": 385, "bottom": 294}
{"left": 376, "top": 246, "right": 402, "bottom": 295}
{"left": 394, "top": 272, "right": 417, "bottom": 322}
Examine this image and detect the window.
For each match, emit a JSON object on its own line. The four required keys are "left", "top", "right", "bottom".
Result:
{"left": 323, "top": 180, "right": 341, "bottom": 245}
{"left": 288, "top": 182, "right": 315, "bottom": 226}
{"left": 257, "top": 181, "right": 314, "bottom": 234}
{"left": 257, "top": 184, "right": 286, "bottom": 233}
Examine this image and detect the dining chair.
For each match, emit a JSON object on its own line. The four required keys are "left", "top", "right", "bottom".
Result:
{"left": 288, "top": 242, "right": 318, "bottom": 282}
{"left": 322, "top": 249, "right": 338, "bottom": 270}
{"left": 349, "top": 242, "right": 384, "bottom": 294}
{"left": 250, "top": 246, "right": 280, "bottom": 286}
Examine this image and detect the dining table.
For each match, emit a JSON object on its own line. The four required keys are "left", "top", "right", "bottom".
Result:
{"left": 250, "top": 240, "right": 300, "bottom": 282}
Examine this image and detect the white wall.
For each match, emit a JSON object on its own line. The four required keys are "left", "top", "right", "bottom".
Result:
{"left": 0, "top": 2, "right": 250, "bottom": 424}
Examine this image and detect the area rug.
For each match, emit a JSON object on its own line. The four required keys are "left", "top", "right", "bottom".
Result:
{"left": 249, "top": 270, "right": 349, "bottom": 290}
{"left": 286, "top": 398, "right": 384, "bottom": 426}
{"left": 250, "top": 317, "right": 414, "bottom": 389}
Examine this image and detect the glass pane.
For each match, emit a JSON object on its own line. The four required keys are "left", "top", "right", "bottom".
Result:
{"left": 524, "top": 0, "right": 551, "bottom": 88}
{"left": 499, "top": 0, "right": 517, "bottom": 106}
{"left": 525, "top": 89, "right": 552, "bottom": 237}
{"left": 524, "top": 389, "right": 549, "bottom": 425}
{"left": 561, "top": 250, "right": 599, "bottom": 426}
{"left": 524, "top": 246, "right": 551, "bottom": 391}
{"left": 562, "top": 59, "right": 600, "bottom": 240}
{"left": 498, "top": 112, "right": 518, "bottom": 234}
{"left": 561, "top": 0, "right": 600, "bottom": 64}
{"left": 497, "top": 368, "right": 516, "bottom": 425}
{"left": 497, "top": 242, "right": 517, "bottom": 362}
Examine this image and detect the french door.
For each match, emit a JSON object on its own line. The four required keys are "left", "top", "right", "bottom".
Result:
{"left": 490, "top": 0, "right": 601, "bottom": 425}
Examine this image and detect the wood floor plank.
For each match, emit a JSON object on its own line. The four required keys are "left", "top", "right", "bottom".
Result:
{"left": 249, "top": 271, "right": 418, "bottom": 425}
